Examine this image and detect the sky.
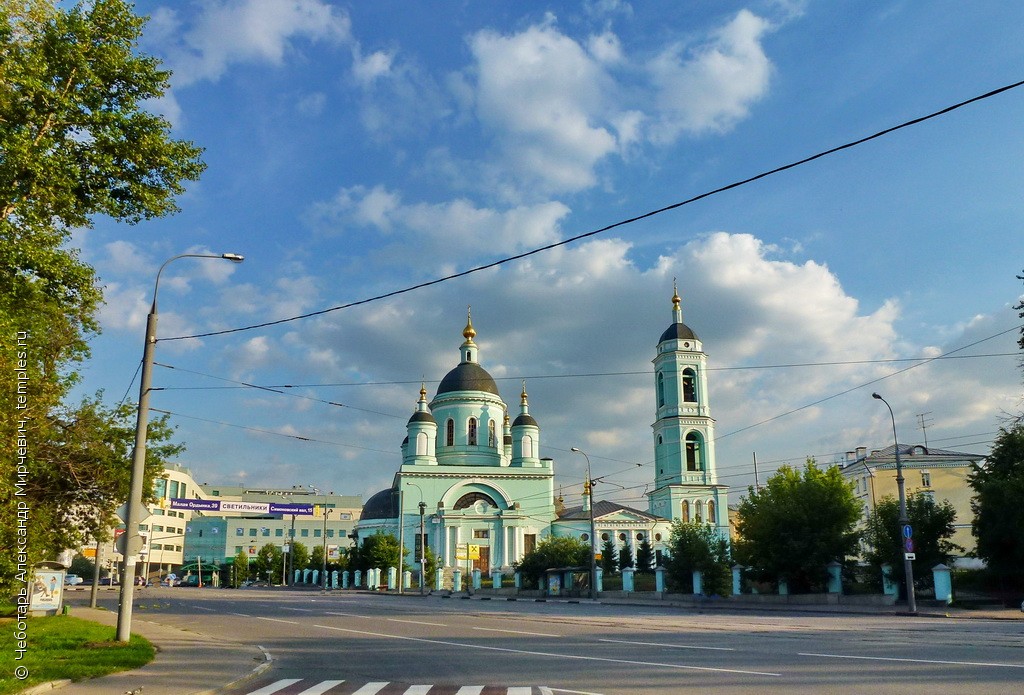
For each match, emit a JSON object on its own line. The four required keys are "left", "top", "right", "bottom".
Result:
{"left": 72, "top": 0, "right": 1024, "bottom": 512}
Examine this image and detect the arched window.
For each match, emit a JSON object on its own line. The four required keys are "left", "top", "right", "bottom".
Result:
{"left": 468, "top": 417, "right": 478, "bottom": 445}
{"left": 521, "top": 434, "right": 533, "bottom": 458}
{"left": 694, "top": 500, "right": 704, "bottom": 523}
{"left": 415, "top": 432, "right": 428, "bottom": 456}
{"left": 681, "top": 500, "right": 690, "bottom": 522}
{"left": 446, "top": 419, "right": 454, "bottom": 447}
{"left": 453, "top": 491, "right": 498, "bottom": 510}
{"left": 488, "top": 420, "right": 496, "bottom": 447}
{"left": 657, "top": 372, "right": 665, "bottom": 407}
{"left": 682, "top": 368, "right": 696, "bottom": 402}
{"left": 707, "top": 500, "right": 717, "bottom": 525}
{"left": 685, "top": 432, "right": 703, "bottom": 471}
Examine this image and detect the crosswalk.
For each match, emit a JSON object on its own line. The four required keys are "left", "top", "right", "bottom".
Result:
{"left": 244, "top": 680, "right": 553, "bottom": 695}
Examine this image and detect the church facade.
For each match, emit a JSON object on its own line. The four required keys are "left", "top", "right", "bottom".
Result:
{"left": 354, "top": 289, "right": 728, "bottom": 574}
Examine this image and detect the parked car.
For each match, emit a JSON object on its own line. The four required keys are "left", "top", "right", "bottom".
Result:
{"left": 64, "top": 574, "right": 83, "bottom": 585}
{"left": 99, "top": 577, "right": 118, "bottom": 586}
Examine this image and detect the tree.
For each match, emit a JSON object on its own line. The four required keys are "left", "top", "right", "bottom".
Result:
{"left": 733, "top": 459, "right": 862, "bottom": 593}
{"left": 635, "top": 537, "right": 655, "bottom": 574}
{"left": 0, "top": 0, "right": 204, "bottom": 594}
{"left": 599, "top": 538, "right": 617, "bottom": 575}
{"left": 309, "top": 544, "right": 325, "bottom": 571}
{"left": 513, "top": 536, "right": 589, "bottom": 588}
{"left": 864, "top": 494, "right": 962, "bottom": 591}
{"left": 970, "top": 423, "right": 1024, "bottom": 588}
{"left": 664, "top": 521, "right": 731, "bottom": 596}
{"left": 349, "top": 532, "right": 403, "bottom": 574}
{"left": 617, "top": 543, "right": 634, "bottom": 571}
{"left": 251, "top": 543, "right": 283, "bottom": 585}
{"left": 290, "top": 541, "right": 310, "bottom": 576}
{"left": 232, "top": 550, "right": 249, "bottom": 588}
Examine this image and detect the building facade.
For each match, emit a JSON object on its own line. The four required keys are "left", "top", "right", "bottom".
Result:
{"left": 356, "top": 290, "right": 728, "bottom": 573}
{"left": 839, "top": 444, "right": 983, "bottom": 557}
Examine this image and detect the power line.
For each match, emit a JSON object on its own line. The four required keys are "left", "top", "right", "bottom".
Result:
{"left": 161, "top": 79, "right": 1024, "bottom": 344}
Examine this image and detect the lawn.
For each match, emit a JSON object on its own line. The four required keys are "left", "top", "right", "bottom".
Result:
{"left": 0, "top": 612, "right": 154, "bottom": 694}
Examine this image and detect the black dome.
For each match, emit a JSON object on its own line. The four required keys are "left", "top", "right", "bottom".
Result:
{"left": 408, "top": 410, "right": 436, "bottom": 424}
{"left": 436, "top": 362, "right": 500, "bottom": 395}
{"left": 361, "top": 488, "right": 398, "bottom": 520}
{"left": 512, "top": 413, "right": 538, "bottom": 427}
{"left": 659, "top": 322, "right": 699, "bottom": 344}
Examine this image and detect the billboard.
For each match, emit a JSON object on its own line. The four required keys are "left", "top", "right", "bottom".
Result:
{"left": 169, "top": 499, "right": 313, "bottom": 515}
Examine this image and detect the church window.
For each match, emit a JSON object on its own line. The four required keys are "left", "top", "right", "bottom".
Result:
{"left": 601, "top": 532, "right": 609, "bottom": 541}
{"left": 416, "top": 432, "right": 428, "bottom": 456}
{"left": 707, "top": 500, "right": 717, "bottom": 525}
{"left": 694, "top": 501, "right": 703, "bottom": 523}
{"left": 473, "top": 529, "right": 490, "bottom": 539}
{"left": 681, "top": 500, "right": 690, "bottom": 522}
{"left": 654, "top": 533, "right": 662, "bottom": 542}
{"left": 618, "top": 533, "right": 627, "bottom": 541}
{"left": 454, "top": 492, "right": 498, "bottom": 510}
{"left": 921, "top": 470, "right": 931, "bottom": 487}
{"left": 488, "top": 420, "right": 496, "bottom": 447}
{"left": 524, "top": 534, "right": 537, "bottom": 555}
{"left": 657, "top": 435, "right": 663, "bottom": 445}
{"left": 657, "top": 372, "right": 665, "bottom": 407}
{"left": 581, "top": 533, "right": 589, "bottom": 541}
{"left": 685, "top": 432, "right": 703, "bottom": 471}
{"left": 522, "top": 434, "right": 533, "bottom": 458}
{"left": 682, "top": 368, "right": 696, "bottom": 402}
{"left": 468, "top": 417, "right": 478, "bottom": 445}
{"left": 446, "top": 419, "right": 454, "bottom": 447}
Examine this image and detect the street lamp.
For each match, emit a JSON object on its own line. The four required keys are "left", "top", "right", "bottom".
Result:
{"left": 570, "top": 447, "right": 598, "bottom": 600}
{"left": 116, "top": 252, "right": 244, "bottom": 642}
{"left": 406, "top": 482, "right": 427, "bottom": 594}
{"left": 872, "top": 392, "right": 917, "bottom": 614}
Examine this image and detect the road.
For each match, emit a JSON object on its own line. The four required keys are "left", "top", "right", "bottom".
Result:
{"left": 83, "top": 588, "right": 1024, "bottom": 694}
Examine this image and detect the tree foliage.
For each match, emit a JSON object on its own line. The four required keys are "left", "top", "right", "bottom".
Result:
{"left": 348, "top": 532, "right": 403, "bottom": 574}
{"left": 864, "top": 494, "right": 961, "bottom": 591}
{"left": 664, "top": 521, "right": 731, "bottom": 596}
{"left": 617, "top": 543, "right": 634, "bottom": 571}
{"left": 513, "top": 535, "right": 589, "bottom": 588}
{"left": 970, "top": 423, "right": 1024, "bottom": 585}
{"left": 232, "top": 549, "right": 248, "bottom": 587}
{"left": 635, "top": 537, "right": 655, "bottom": 574}
{"left": 733, "top": 459, "right": 862, "bottom": 593}
{"left": 0, "top": 0, "right": 204, "bottom": 594}
{"left": 251, "top": 543, "right": 283, "bottom": 584}
{"left": 599, "top": 538, "right": 617, "bottom": 575}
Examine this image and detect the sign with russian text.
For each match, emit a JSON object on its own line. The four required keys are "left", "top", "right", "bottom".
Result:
{"left": 170, "top": 499, "right": 313, "bottom": 515}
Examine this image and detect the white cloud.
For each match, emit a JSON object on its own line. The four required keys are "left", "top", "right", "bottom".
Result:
{"left": 647, "top": 9, "right": 773, "bottom": 140}
{"left": 467, "top": 21, "right": 619, "bottom": 194}
{"left": 155, "top": 0, "right": 351, "bottom": 87}
{"left": 351, "top": 48, "right": 394, "bottom": 85}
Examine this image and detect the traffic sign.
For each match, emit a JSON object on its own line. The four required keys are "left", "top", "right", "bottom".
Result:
{"left": 904, "top": 537, "right": 914, "bottom": 553}
{"left": 902, "top": 524, "right": 913, "bottom": 539}
{"left": 904, "top": 552, "right": 916, "bottom": 560}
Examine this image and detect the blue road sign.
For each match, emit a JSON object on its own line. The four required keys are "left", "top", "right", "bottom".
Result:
{"left": 902, "top": 524, "right": 913, "bottom": 539}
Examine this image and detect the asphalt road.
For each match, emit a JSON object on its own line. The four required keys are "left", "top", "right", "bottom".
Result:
{"left": 84, "top": 588, "right": 1024, "bottom": 694}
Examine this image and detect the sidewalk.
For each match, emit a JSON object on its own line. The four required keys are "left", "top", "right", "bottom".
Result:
{"left": 21, "top": 606, "right": 269, "bottom": 695}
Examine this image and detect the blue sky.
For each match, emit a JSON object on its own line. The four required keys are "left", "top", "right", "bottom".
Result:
{"left": 73, "top": 0, "right": 1024, "bottom": 508}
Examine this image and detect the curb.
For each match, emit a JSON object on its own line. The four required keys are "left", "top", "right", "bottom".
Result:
{"left": 210, "top": 645, "right": 274, "bottom": 695}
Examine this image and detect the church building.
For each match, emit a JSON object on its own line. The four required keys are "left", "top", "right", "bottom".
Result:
{"left": 354, "top": 289, "right": 728, "bottom": 575}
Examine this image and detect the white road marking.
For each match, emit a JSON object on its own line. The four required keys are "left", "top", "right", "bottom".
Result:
{"left": 282, "top": 607, "right": 315, "bottom": 612}
{"left": 454, "top": 688, "right": 484, "bottom": 695}
{"left": 404, "top": 686, "right": 433, "bottom": 695}
{"left": 800, "top": 652, "right": 1024, "bottom": 668}
{"left": 387, "top": 617, "right": 448, "bottom": 626}
{"left": 257, "top": 616, "right": 299, "bottom": 624}
{"left": 599, "top": 638, "right": 734, "bottom": 651}
{"left": 297, "top": 680, "right": 346, "bottom": 694}
{"left": 473, "top": 627, "right": 561, "bottom": 637}
{"left": 326, "top": 610, "right": 376, "bottom": 619}
{"left": 194, "top": 606, "right": 217, "bottom": 611}
{"left": 231, "top": 612, "right": 252, "bottom": 617}
{"left": 312, "top": 624, "right": 781, "bottom": 677}
{"left": 245, "top": 679, "right": 301, "bottom": 694}
{"left": 351, "top": 683, "right": 389, "bottom": 694}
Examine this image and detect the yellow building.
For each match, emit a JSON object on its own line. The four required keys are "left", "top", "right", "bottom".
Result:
{"left": 840, "top": 444, "right": 983, "bottom": 558}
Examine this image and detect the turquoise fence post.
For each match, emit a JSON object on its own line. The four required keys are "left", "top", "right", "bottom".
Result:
{"left": 453, "top": 568, "right": 462, "bottom": 592}
{"left": 472, "top": 568, "right": 482, "bottom": 590}
{"left": 933, "top": 564, "right": 952, "bottom": 604}
{"left": 514, "top": 571, "right": 522, "bottom": 590}
{"left": 596, "top": 568, "right": 603, "bottom": 593}
{"left": 826, "top": 561, "right": 843, "bottom": 594}
{"left": 434, "top": 568, "right": 444, "bottom": 592}
{"left": 342, "top": 570, "right": 349, "bottom": 589}
{"left": 491, "top": 569, "right": 502, "bottom": 589}
{"left": 403, "top": 570, "right": 412, "bottom": 589}
{"left": 732, "top": 565, "right": 743, "bottom": 595}
{"left": 655, "top": 566, "right": 666, "bottom": 593}
{"left": 881, "top": 563, "right": 898, "bottom": 596}
{"left": 622, "top": 567, "right": 635, "bottom": 593}
{"left": 353, "top": 570, "right": 361, "bottom": 588}
{"left": 692, "top": 570, "right": 703, "bottom": 595}
{"left": 312, "top": 570, "right": 319, "bottom": 586}
{"left": 778, "top": 578, "right": 789, "bottom": 596}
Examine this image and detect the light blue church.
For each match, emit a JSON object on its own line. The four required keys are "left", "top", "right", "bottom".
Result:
{"left": 354, "top": 289, "right": 728, "bottom": 575}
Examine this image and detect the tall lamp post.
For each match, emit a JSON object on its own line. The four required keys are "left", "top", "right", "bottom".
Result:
{"left": 872, "top": 392, "right": 917, "bottom": 614}
{"left": 570, "top": 447, "right": 598, "bottom": 600}
{"left": 116, "top": 252, "right": 244, "bottom": 642}
{"left": 406, "top": 482, "right": 427, "bottom": 594}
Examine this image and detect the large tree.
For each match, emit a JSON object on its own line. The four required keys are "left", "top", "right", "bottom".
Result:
{"left": 863, "top": 494, "right": 962, "bottom": 592}
{"left": 0, "top": 0, "right": 203, "bottom": 594}
{"left": 970, "top": 423, "right": 1024, "bottom": 588}
{"left": 733, "top": 459, "right": 862, "bottom": 593}
{"left": 513, "top": 536, "right": 590, "bottom": 589}
{"left": 664, "top": 520, "right": 731, "bottom": 596}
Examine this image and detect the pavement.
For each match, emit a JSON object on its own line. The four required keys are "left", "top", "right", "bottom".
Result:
{"left": 21, "top": 590, "right": 1023, "bottom": 695}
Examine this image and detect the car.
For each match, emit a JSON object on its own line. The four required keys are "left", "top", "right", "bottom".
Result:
{"left": 99, "top": 577, "right": 118, "bottom": 586}
{"left": 64, "top": 574, "right": 83, "bottom": 585}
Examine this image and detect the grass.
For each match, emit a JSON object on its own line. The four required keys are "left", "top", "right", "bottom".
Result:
{"left": 0, "top": 614, "right": 154, "bottom": 694}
